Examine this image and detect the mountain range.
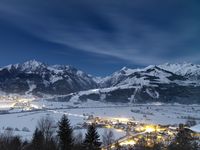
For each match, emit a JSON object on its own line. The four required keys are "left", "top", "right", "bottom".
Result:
{"left": 0, "top": 60, "right": 200, "bottom": 104}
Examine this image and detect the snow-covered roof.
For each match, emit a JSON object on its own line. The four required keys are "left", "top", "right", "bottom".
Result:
{"left": 189, "top": 124, "right": 200, "bottom": 133}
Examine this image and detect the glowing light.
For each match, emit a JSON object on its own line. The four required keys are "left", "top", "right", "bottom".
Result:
{"left": 0, "top": 105, "right": 11, "bottom": 109}
{"left": 168, "top": 131, "right": 174, "bottom": 135}
{"left": 120, "top": 140, "right": 136, "bottom": 146}
{"left": 30, "top": 104, "right": 39, "bottom": 109}
{"left": 17, "top": 97, "right": 35, "bottom": 102}
{"left": 115, "top": 129, "right": 124, "bottom": 132}
{"left": 105, "top": 125, "right": 112, "bottom": 129}
{"left": 113, "top": 117, "right": 130, "bottom": 123}
{"left": 111, "top": 145, "right": 115, "bottom": 149}
{"left": 157, "top": 135, "right": 162, "bottom": 139}
{"left": 135, "top": 126, "right": 144, "bottom": 132}
{"left": 144, "top": 125, "right": 156, "bottom": 133}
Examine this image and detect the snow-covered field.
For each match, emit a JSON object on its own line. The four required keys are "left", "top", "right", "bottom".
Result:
{"left": 0, "top": 99, "right": 199, "bottom": 141}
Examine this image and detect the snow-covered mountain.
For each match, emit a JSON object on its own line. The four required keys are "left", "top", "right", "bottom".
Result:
{"left": 99, "top": 64, "right": 200, "bottom": 87}
{"left": 0, "top": 60, "right": 97, "bottom": 96}
{"left": 0, "top": 61, "right": 200, "bottom": 103}
{"left": 64, "top": 63, "right": 200, "bottom": 104}
{"left": 159, "top": 63, "right": 200, "bottom": 79}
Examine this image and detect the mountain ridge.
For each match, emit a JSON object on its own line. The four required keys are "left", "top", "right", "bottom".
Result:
{"left": 0, "top": 60, "right": 97, "bottom": 97}
{"left": 0, "top": 60, "right": 200, "bottom": 104}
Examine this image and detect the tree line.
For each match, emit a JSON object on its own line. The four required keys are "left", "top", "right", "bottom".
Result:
{"left": 0, "top": 115, "right": 199, "bottom": 150}
{"left": 0, "top": 115, "right": 101, "bottom": 150}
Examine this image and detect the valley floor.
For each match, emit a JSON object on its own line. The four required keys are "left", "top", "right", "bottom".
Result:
{"left": 0, "top": 99, "right": 199, "bottom": 141}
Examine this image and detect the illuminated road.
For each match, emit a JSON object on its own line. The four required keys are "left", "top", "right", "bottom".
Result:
{"left": 102, "top": 131, "right": 147, "bottom": 150}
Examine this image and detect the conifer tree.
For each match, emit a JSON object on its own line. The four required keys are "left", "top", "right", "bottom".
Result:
{"left": 168, "top": 124, "right": 198, "bottom": 150}
{"left": 57, "top": 114, "right": 73, "bottom": 150}
{"left": 31, "top": 128, "right": 45, "bottom": 150}
{"left": 7, "top": 136, "right": 22, "bottom": 150}
{"left": 83, "top": 124, "right": 101, "bottom": 150}
{"left": 114, "top": 141, "right": 122, "bottom": 150}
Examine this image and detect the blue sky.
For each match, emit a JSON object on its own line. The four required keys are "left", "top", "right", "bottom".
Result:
{"left": 0, "top": 0, "right": 200, "bottom": 76}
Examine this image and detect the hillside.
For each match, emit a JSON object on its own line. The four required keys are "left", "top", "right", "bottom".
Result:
{"left": 0, "top": 61, "right": 200, "bottom": 103}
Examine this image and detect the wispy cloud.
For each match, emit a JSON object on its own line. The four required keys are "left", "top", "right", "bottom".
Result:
{"left": 0, "top": 0, "right": 200, "bottom": 65}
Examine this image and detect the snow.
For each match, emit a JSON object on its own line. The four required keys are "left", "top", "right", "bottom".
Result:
{"left": 129, "top": 86, "right": 140, "bottom": 103}
{"left": 189, "top": 124, "right": 200, "bottom": 133}
{"left": 99, "top": 63, "right": 200, "bottom": 89}
{"left": 3, "top": 65, "right": 13, "bottom": 71}
{"left": 71, "top": 85, "right": 139, "bottom": 102}
{"left": 118, "top": 76, "right": 150, "bottom": 86}
{"left": 77, "top": 70, "right": 84, "bottom": 76}
{"left": 50, "top": 75, "right": 63, "bottom": 83}
{"left": 92, "top": 77, "right": 103, "bottom": 83}
{"left": 100, "top": 65, "right": 173, "bottom": 88}
{"left": 74, "top": 128, "right": 126, "bottom": 141}
{"left": 146, "top": 89, "right": 159, "bottom": 99}
{"left": 25, "top": 81, "right": 36, "bottom": 95}
{"left": 21, "top": 60, "right": 45, "bottom": 72}
{"left": 0, "top": 60, "right": 98, "bottom": 96}
{"left": 1, "top": 61, "right": 200, "bottom": 98}
{"left": 0, "top": 99, "right": 199, "bottom": 140}
{"left": 159, "top": 62, "right": 200, "bottom": 76}
{"left": 47, "top": 66, "right": 64, "bottom": 74}
{"left": 119, "top": 67, "right": 141, "bottom": 76}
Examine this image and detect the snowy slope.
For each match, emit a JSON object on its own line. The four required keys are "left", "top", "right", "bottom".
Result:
{"left": 99, "top": 65, "right": 192, "bottom": 87}
{"left": 159, "top": 63, "right": 200, "bottom": 77}
{"left": 72, "top": 63, "right": 200, "bottom": 104}
{"left": 0, "top": 61, "right": 200, "bottom": 103}
{"left": 0, "top": 60, "right": 97, "bottom": 96}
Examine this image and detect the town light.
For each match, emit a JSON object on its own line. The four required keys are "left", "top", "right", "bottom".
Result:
{"left": 144, "top": 125, "right": 156, "bottom": 133}
{"left": 105, "top": 125, "right": 112, "bottom": 129}
{"left": 120, "top": 139, "right": 136, "bottom": 146}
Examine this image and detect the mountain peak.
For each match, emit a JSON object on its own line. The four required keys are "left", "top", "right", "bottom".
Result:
{"left": 158, "top": 62, "right": 200, "bottom": 76}
{"left": 20, "top": 60, "right": 46, "bottom": 72}
{"left": 23, "top": 60, "right": 44, "bottom": 66}
{"left": 121, "top": 66, "right": 128, "bottom": 71}
{"left": 0, "top": 60, "right": 98, "bottom": 96}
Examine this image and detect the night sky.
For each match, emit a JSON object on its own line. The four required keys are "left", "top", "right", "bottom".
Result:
{"left": 0, "top": 0, "right": 200, "bottom": 76}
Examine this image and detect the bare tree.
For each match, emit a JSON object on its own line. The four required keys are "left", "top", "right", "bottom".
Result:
{"left": 73, "top": 132, "right": 84, "bottom": 150}
{"left": 3, "top": 129, "right": 13, "bottom": 138}
{"left": 74, "top": 132, "right": 83, "bottom": 145}
{"left": 0, "top": 131, "right": 22, "bottom": 150}
{"left": 185, "top": 116, "right": 197, "bottom": 127}
{"left": 37, "top": 115, "right": 56, "bottom": 142}
{"left": 102, "top": 129, "right": 115, "bottom": 149}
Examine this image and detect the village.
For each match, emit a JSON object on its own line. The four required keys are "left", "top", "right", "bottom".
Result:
{"left": 0, "top": 96, "right": 199, "bottom": 149}
{"left": 82, "top": 115, "right": 200, "bottom": 149}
